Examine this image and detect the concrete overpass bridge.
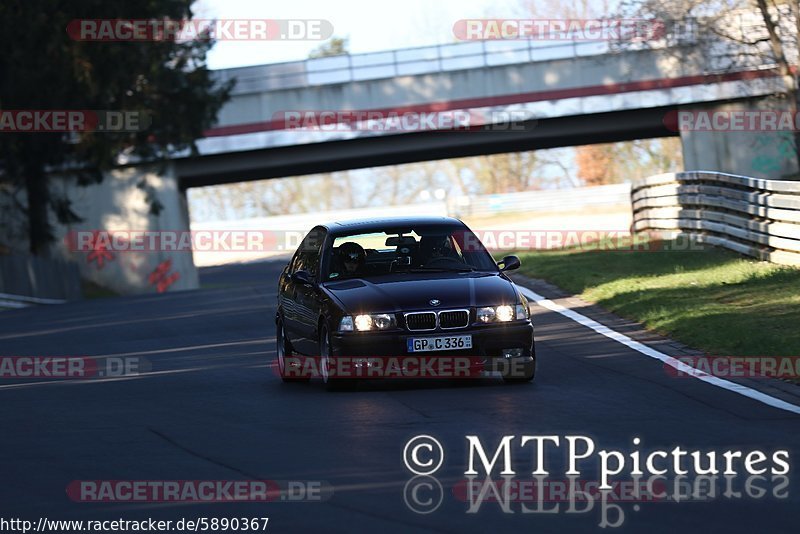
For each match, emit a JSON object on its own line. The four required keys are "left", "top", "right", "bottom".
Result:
{"left": 38, "top": 38, "right": 797, "bottom": 295}
{"left": 176, "top": 38, "right": 791, "bottom": 187}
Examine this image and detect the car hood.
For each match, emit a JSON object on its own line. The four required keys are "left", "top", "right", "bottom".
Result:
{"left": 323, "top": 272, "right": 520, "bottom": 313}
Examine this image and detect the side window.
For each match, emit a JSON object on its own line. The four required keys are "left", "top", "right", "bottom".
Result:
{"left": 288, "top": 250, "right": 302, "bottom": 274}
{"left": 295, "top": 228, "right": 325, "bottom": 278}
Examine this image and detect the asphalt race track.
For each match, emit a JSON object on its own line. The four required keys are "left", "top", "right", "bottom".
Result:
{"left": 1, "top": 258, "right": 799, "bottom": 533}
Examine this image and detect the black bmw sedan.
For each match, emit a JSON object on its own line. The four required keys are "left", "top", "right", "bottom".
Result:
{"left": 275, "top": 216, "right": 535, "bottom": 390}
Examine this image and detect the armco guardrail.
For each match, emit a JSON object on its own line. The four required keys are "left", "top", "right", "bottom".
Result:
{"left": 0, "top": 254, "right": 81, "bottom": 301}
{"left": 631, "top": 171, "right": 800, "bottom": 266}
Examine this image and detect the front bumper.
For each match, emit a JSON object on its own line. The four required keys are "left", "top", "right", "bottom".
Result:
{"left": 328, "top": 322, "right": 534, "bottom": 378}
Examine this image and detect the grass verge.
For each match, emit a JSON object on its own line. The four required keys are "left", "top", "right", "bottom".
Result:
{"left": 510, "top": 239, "right": 800, "bottom": 358}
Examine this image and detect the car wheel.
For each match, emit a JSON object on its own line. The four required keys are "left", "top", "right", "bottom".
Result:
{"left": 320, "top": 324, "right": 356, "bottom": 391}
{"left": 277, "top": 318, "right": 308, "bottom": 383}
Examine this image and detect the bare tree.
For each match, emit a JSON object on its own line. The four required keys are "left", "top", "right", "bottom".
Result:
{"left": 616, "top": 0, "right": 800, "bottom": 171}
{"left": 308, "top": 36, "right": 350, "bottom": 59}
{"left": 577, "top": 138, "right": 683, "bottom": 185}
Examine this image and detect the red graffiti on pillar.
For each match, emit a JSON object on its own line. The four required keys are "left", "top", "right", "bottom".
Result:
{"left": 148, "top": 259, "right": 180, "bottom": 293}
{"left": 86, "top": 231, "right": 114, "bottom": 269}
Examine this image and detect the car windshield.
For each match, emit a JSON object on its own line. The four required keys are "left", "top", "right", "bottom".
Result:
{"left": 324, "top": 224, "right": 498, "bottom": 280}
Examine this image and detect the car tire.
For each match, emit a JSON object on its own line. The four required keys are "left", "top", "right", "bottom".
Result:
{"left": 320, "top": 324, "right": 356, "bottom": 391}
{"left": 277, "top": 318, "right": 309, "bottom": 383}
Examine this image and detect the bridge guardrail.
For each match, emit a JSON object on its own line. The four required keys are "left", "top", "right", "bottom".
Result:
{"left": 450, "top": 183, "right": 631, "bottom": 218}
{"left": 215, "top": 39, "right": 617, "bottom": 95}
{"left": 631, "top": 171, "right": 800, "bottom": 266}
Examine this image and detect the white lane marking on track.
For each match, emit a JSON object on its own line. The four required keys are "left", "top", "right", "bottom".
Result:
{"left": 519, "top": 286, "right": 800, "bottom": 415}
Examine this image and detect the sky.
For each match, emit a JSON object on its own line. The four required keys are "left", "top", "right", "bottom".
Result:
{"left": 189, "top": 0, "right": 590, "bottom": 220}
{"left": 187, "top": 0, "right": 653, "bottom": 220}
{"left": 197, "top": 0, "right": 521, "bottom": 69}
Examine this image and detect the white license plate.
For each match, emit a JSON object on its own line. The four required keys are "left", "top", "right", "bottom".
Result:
{"left": 407, "top": 335, "right": 472, "bottom": 352}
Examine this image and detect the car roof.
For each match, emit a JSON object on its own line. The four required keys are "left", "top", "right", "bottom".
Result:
{"left": 319, "top": 216, "right": 467, "bottom": 237}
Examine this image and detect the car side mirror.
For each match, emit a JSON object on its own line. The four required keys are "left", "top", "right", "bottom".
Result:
{"left": 499, "top": 255, "right": 521, "bottom": 272}
{"left": 291, "top": 270, "right": 315, "bottom": 286}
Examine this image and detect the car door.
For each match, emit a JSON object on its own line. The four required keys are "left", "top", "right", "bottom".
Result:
{"left": 286, "top": 227, "right": 327, "bottom": 355}
{"left": 280, "top": 252, "right": 303, "bottom": 346}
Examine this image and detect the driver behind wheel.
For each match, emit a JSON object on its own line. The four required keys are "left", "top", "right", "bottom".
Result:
{"left": 336, "top": 241, "right": 366, "bottom": 277}
{"left": 416, "top": 235, "right": 458, "bottom": 265}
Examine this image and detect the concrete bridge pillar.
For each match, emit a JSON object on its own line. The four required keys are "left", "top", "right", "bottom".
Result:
{"left": 50, "top": 162, "right": 199, "bottom": 295}
{"left": 679, "top": 98, "right": 800, "bottom": 180}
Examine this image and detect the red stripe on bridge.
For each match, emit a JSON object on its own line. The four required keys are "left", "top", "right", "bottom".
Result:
{"left": 203, "top": 68, "right": 780, "bottom": 138}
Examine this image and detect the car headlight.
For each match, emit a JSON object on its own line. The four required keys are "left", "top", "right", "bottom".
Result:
{"left": 496, "top": 305, "right": 515, "bottom": 322}
{"left": 477, "top": 304, "right": 527, "bottom": 323}
{"left": 477, "top": 307, "right": 496, "bottom": 323}
{"left": 354, "top": 314, "right": 372, "bottom": 331}
{"left": 345, "top": 313, "right": 396, "bottom": 332}
{"left": 372, "top": 314, "right": 394, "bottom": 329}
{"left": 339, "top": 316, "right": 354, "bottom": 332}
